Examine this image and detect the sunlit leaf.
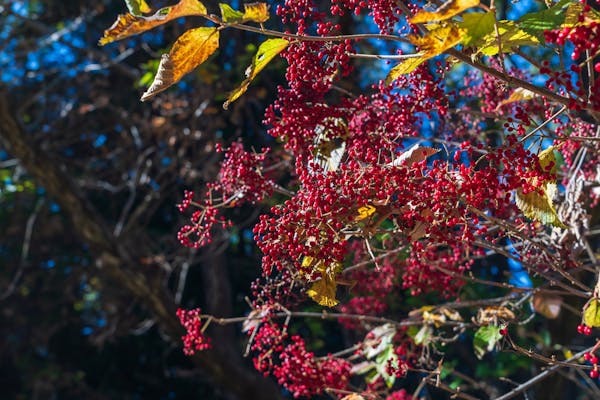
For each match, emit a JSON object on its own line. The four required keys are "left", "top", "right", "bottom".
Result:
{"left": 515, "top": 189, "right": 565, "bottom": 227}
{"left": 473, "top": 325, "right": 502, "bottom": 359}
{"left": 141, "top": 27, "right": 219, "bottom": 101}
{"left": 100, "top": 0, "right": 207, "bottom": 45}
{"left": 385, "top": 57, "right": 427, "bottom": 83}
{"left": 125, "top": 0, "right": 152, "bottom": 15}
{"left": 515, "top": 146, "right": 566, "bottom": 228}
{"left": 410, "top": 0, "right": 480, "bottom": 24}
{"left": 497, "top": 87, "right": 538, "bottom": 109}
{"left": 219, "top": 3, "right": 244, "bottom": 22}
{"left": 518, "top": 0, "right": 569, "bottom": 41}
{"left": 386, "top": 25, "right": 465, "bottom": 82}
{"left": 563, "top": 1, "right": 600, "bottom": 27}
{"left": 307, "top": 272, "right": 338, "bottom": 307}
{"left": 583, "top": 298, "right": 600, "bottom": 327}
{"left": 242, "top": 2, "right": 269, "bottom": 23}
{"left": 224, "top": 38, "right": 288, "bottom": 109}
{"left": 457, "top": 12, "right": 495, "bottom": 46}
{"left": 477, "top": 20, "right": 539, "bottom": 55}
{"left": 355, "top": 204, "right": 376, "bottom": 221}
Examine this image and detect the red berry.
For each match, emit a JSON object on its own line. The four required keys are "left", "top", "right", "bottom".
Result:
{"left": 590, "top": 370, "right": 599, "bottom": 379}
{"left": 591, "top": 356, "right": 599, "bottom": 365}
{"left": 499, "top": 327, "right": 508, "bottom": 336}
{"left": 578, "top": 324, "right": 586, "bottom": 334}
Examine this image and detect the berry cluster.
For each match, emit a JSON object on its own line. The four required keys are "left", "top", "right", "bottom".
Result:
{"left": 176, "top": 308, "right": 211, "bottom": 355}
{"left": 577, "top": 323, "right": 593, "bottom": 336}
{"left": 584, "top": 351, "right": 599, "bottom": 378}
{"left": 250, "top": 321, "right": 351, "bottom": 398}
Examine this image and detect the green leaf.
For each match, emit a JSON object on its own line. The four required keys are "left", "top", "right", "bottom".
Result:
{"left": 141, "top": 27, "right": 219, "bottom": 101}
{"left": 219, "top": 3, "right": 244, "bottom": 22}
{"left": 224, "top": 38, "right": 288, "bottom": 109}
{"left": 457, "top": 12, "right": 495, "bottom": 46}
{"left": 125, "top": 0, "right": 151, "bottom": 16}
{"left": 518, "top": 0, "right": 569, "bottom": 42}
{"left": 477, "top": 20, "right": 539, "bottom": 56}
{"left": 583, "top": 299, "right": 600, "bottom": 327}
{"left": 473, "top": 325, "right": 502, "bottom": 359}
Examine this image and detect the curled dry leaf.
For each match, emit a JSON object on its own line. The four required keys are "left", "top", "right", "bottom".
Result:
{"left": 99, "top": 0, "right": 207, "bottom": 45}
{"left": 141, "top": 27, "right": 219, "bottom": 101}
{"left": 389, "top": 143, "right": 439, "bottom": 167}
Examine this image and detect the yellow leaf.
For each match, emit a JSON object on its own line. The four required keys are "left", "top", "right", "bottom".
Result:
{"left": 385, "top": 57, "right": 427, "bottom": 83}
{"left": 458, "top": 12, "right": 495, "bottom": 46}
{"left": 538, "top": 145, "right": 559, "bottom": 176}
{"left": 301, "top": 256, "right": 314, "bottom": 268}
{"left": 583, "top": 298, "right": 600, "bottom": 327}
{"left": 386, "top": 24, "right": 465, "bottom": 82}
{"left": 219, "top": 3, "right": 244, "bottom": 22}
{"left": 355, "top": 204, "right": 376, "bottom": 221}
{"left": 516, "top": 189, "right": 565, "bottom": 228}
{"left": 99, "top": 0, "right": 207, "bottom": 45}
{"left": 563, "top": 1, "right": 600, "bottom": 27}
{"left": 126, "top": 0, "right": 152, "bottom": 15}
{"left": 307, "top": 273, "right": 339, "bottom": 307}
{"left": 497, "top": 88, "right": 538, "bottom": 109}
{"left": 515, "top": 146, "right": 566, "bottom": 228}
{"left": 141, "top": 27, "right": 219, "bottom": 101}
{"left": 410, "top": 0, "right": 480, "bottom": 24}
{"left": 224, "top": 38, "right": 288, "bottom": 109}
{"left": 243, "top": 2, "right": 270, "bottom": 23}
{"left": 477, "top": 20, "right": 539, "bottom": 56}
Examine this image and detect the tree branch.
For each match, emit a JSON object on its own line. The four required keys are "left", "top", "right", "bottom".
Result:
{"left": 0, "top": 90, "right": 283, "bottom": 400}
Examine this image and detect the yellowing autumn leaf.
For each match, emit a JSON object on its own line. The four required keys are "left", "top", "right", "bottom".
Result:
{"left": 219, "top": 2, "right": 269, "bottom": 23}
{"left": 307, "top": 272, "right": 339, "bottom": 307}
{"left": 515, "top": 146, "right": 566, "bottom": 228}
{"left": 496, "top": 88, "right": 538, "bottom": 109}
{"left": 224, "top": 38, "right": 288, "bottom": 109}
{"left": 141, "top": 27, "right": 219, "bottom": 101}
{"left": 386, "top": 25, "right": 465, "bottom": 82}
{"left": 410, "top": 0, "right": 480, "bottom": 24}
{"left": 242, "top": 2, "right": 270, "bottom": 23}
{"left": 126, "top": 0, "right": 151, "bottom": 15}
{"left": 99, "top": 0, "right": 207, "bottom": 45}
{"left": 477, "top": 20, "right": 539, "bottom": 56}
{"left": 563, "top": 1, "right": 600, "bottom": 27}
{"left": 457, "top": 12, "right": 495, "bottom": 46}
{"left": 355, "top": 204, "right": 376, "bottom": 221}
{"left": 583, "top": 298, "right": 600, "bottom": 327}
{"left": 219, "top": 3, "right": 244, "bottom": 22}
{"left": 385, "top": 57, "right": 426, "bottom": 82}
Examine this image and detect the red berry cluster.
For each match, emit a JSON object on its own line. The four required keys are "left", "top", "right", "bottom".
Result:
{"left": 578, "top": 323, "right": 593, "bottom": 336}
{"left": 250, "top": 321, "right": 351, "bottom": 398}
{"left": 176, "top": 308, "right": 211, "bottom": 355}
{"left": 543, "top": 4, "right": 600, "bottom": 111}
{"left": 584, "top": 351, "right": 599, "bottom": 378}
{"left": 210, "top": 141, "right": 273, "bottom": 205}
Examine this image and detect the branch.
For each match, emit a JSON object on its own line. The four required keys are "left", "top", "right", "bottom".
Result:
{"left": 0, "top": 91, "right": 284, "bottom": 400}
